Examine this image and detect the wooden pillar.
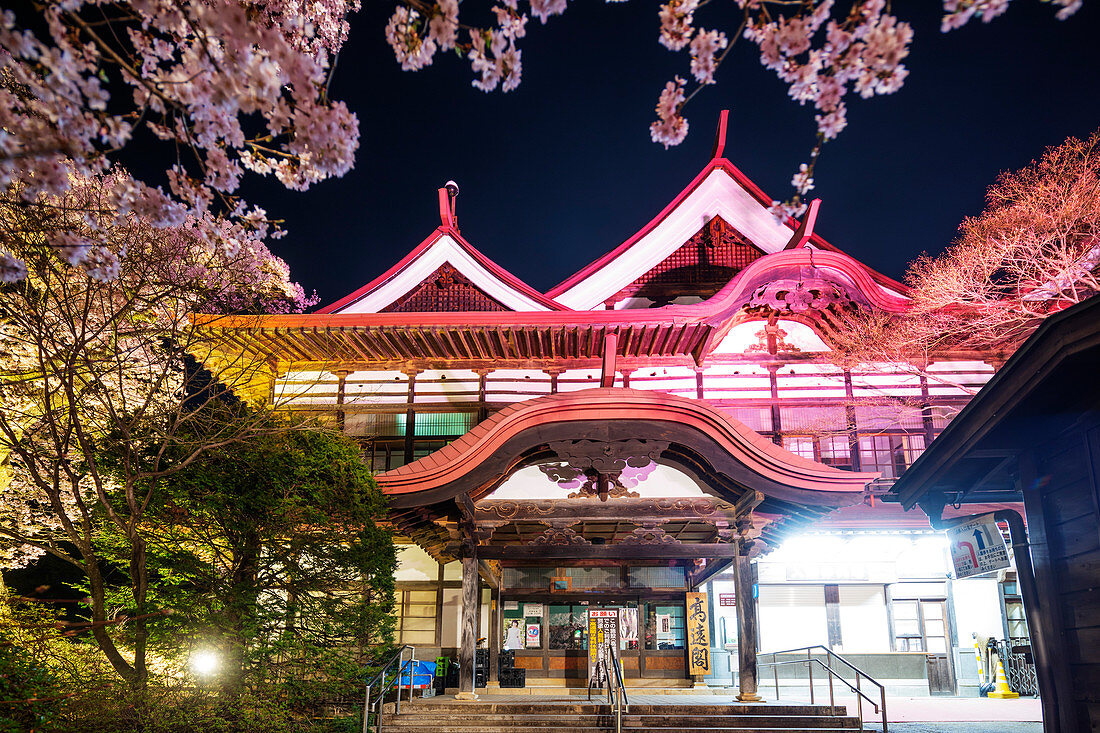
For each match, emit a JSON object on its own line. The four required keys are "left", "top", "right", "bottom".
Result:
{"left": 768, "top": 365, "right": 783, "bottom": 447}
{"left": 335, "top": 370, "right": 348, "bottom": 432}
{"left": 456, "top": 549, "right": 480, "bottom": 700}
{"left": 487, "top": 585, "right": 501, "bottom": 689}
{"left": 403, "top": 370, "right": 418, "bottom": 465}
{"left": 843, "top": 370, "right": 862, "bottom": 471}
{"left": 734, "top": 553, "right": 762, "bottom": 702}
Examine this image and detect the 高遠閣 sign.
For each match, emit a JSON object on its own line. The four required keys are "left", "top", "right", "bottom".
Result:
{"left": 686, "top": 592, "right": 711, "bottom": 675}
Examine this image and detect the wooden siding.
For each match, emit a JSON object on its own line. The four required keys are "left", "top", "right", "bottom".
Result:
{"left": 1034, "top": 420, "right": 1100, "bottom": 731}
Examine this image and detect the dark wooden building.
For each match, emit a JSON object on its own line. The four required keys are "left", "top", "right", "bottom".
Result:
{"left": 890, "top": 295, "right": 1100, "bottom": 733}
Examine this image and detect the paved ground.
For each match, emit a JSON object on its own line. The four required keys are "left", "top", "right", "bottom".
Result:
{"left": 862, "top": 725, "right": 1041, "bottom": 733}
{"left": 777, "top": 694, "right": 1043, "bottom": 723}
{"left": 424, "top": 692, "right": 1044, "bottom": 725}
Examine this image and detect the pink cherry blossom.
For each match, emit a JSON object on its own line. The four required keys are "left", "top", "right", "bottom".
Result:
{"left": 430, "top": 0, "right": 461, "bottom": 51}
{"left": 650, "top": 77, "right": 689, "bottom": 148}
{"left": 658, "top": 0, "right": 698, "bottom": 51}
{"left": 530, "top": 0, "right": 569, "bottom": 24}
{"left": 792, "top": 164, "right": 815, "bottom": 195}
{"left": 689, "top": 29, "right": 727, "bottom": 85}
{"left": 386, "top": 6, "right": 438, "bottom": 70}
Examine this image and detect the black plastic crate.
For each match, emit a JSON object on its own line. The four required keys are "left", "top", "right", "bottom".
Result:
{"left": 475, "top": 672, "right": 487, "bottom": 688}
{"left": 499, "top": 668, "right": 525, "bottom": 689}
{"left": 499, "top": 650, "right": 515, "bottom": 671}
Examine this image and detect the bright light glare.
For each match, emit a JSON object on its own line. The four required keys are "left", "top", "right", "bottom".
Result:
{"left": 190, "top": 650, "right": 219, "bottom": 676}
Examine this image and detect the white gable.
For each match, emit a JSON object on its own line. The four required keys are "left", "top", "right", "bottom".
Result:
{"left": 713, "top": 320, "right": 832, "bottom": 354}
{"left": 484, "top": 464, "right": 708, "bottom": 501}
{"left": 554, "top": 167, "right": 793, "bottom": 310}
{"left": 334, "top": 233, "right": 553, "bottom": 313}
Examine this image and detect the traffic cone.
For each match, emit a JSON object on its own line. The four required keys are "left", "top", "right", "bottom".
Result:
{"left": 987, "top": 656, "right": 1020, "bottom": 699}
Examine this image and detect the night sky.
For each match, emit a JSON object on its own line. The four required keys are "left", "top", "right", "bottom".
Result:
{"left": 239, "top": 1, "right": 1100, "bottom": 307}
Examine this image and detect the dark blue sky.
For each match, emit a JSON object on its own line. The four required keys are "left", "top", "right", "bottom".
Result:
{"left": 242, "top": 1, "right": 1100, "bottom": 306}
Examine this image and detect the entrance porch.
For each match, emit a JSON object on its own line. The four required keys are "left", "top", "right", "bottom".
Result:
{"left": 378, "top": 388, "right": 878, "bottom": 702}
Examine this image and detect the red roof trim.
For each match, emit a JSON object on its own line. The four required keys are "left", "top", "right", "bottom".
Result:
{"left": 545, "top": 157, "right": 776, "bottom": 298}
{"left": 545, "top": 110, "right": 909, "bottom": 300}
{"left": 194, "top": 248, "right": 911, "bottom": 332}
{"left": 316, "top": 226, "right": 567, "bottom": 314}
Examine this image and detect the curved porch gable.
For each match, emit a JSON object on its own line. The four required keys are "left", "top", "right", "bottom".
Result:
{"left": 378, "top": 387, "right": 878, "bottom": 510}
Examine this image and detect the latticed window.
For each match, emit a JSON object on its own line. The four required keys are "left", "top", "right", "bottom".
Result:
{"left": 628, "top": 566, "right": 687, "bottom": 589}
{"left": 858, "top": 434, "right": 926, "bottom": 478}
{"left": 782, "top": 437, "right": 815, "bottom": 461}
{"left": 394, "top": 589, "right": 437, "bottom": 645}
{"left": 781, "top": 435, "right": 853, "bottom": 468}
{"left": 382, "top": 264, "right": 508, "bottom": 312}
{"left": 608, "top": 216, "right": 766, "bottom": 303}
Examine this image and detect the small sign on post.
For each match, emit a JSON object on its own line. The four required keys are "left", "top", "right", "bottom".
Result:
{"left": 947, "top": 514, "right": 1011, "bottom": 579}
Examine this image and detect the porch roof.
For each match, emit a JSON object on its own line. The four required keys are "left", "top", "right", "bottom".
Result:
{"left": 379, "top": 388, "right": 878, "bottom": 562}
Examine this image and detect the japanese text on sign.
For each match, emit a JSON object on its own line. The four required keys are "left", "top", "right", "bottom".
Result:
{"left": 686, "top": 592, "right": 711, "bottom": 675}
{"left": 947, "top": 514, "right": 1010, "bottom": 579}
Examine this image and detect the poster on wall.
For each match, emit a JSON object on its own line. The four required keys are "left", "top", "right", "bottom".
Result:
{"left": 504, "top": 600, "right": 519, "bottom": 611}
{"left": 526, "top": 623, "right": 541, "bottom": 648}
{"left": 587, "top": 609, "right": 620, "bottom": 687}
{"left": 503, "top": 619, "right": 524, "bottom": 650}
{"left": 619, "top": 607, "right": 639, "bottom": 647}
{"left": 686, "top": 592, "right": 711, "bottom": 675}
{"left": 656, "top": 613, "right": 672, "bottom": 642}
{"left": 523, "top": 602, "right": 544, "bottom": 618}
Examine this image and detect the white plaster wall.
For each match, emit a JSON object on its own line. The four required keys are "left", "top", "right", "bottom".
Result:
{"left": 395, "top": 543, "right": 439, "bottom": 582}
{"left": 837, "top": 585, "right": 890, "bottom": 653}
{"left": 441, "top": 588, "right": 461, "bottom": 647}
{"left": 414, "top": 369, "right": 481, "bottom": 404}
{"left": 703, "top": 363, "right": 772, "bottom": 400}
{"left": 952, "top": 577, "right": 1004, "bottom": 642}
{"left": 443, "top": 561, "right": 462, "bottom": 581}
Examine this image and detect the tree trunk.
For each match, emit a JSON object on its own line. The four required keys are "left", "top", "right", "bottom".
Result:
{"left": 84, "top": 557, "right": 139, "bottom": 686}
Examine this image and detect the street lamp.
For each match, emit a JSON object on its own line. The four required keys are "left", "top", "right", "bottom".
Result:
{"left": 190, "top": 649, "right": 219, "bottom": 676}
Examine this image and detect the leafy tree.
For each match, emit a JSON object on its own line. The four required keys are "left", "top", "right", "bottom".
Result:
{"left": 95, "top": 423, "right": 396, "bottom": 701}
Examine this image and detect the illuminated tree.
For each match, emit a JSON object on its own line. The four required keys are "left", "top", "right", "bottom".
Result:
{"left": 836, "top": 129, "right": 1100, "bottom": 372}
{"left": 0, "top": 170, "right": 312, "bottom": 689}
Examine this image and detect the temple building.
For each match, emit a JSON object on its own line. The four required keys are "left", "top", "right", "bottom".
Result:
{"left": 196, "top": 112, "right": 1026, "bottom": 699}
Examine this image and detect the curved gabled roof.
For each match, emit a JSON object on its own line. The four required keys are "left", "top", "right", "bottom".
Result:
{"left": 378, "top": 387, "right": 879, "bottom": 507}
{"left": 317, "top": 192, "right": 566, "bottom": 314}
{"left": 193, "top": 247, "right": 910, "bottom": 365}
{"left": 546, "top": 112, "right": 909, "bottom": 310}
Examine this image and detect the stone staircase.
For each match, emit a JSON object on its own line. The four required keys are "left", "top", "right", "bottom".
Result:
{"left": 380, "top": 700, "right": 866, "bottom": 732}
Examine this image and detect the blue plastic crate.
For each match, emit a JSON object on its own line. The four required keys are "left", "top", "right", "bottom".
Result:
{"left": 395, "top": 659, "right": 435, "bottom": 689}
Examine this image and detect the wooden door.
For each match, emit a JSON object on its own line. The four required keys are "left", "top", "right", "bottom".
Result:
{"left": 926, "top": 654, "right": 954, "bottom": 695}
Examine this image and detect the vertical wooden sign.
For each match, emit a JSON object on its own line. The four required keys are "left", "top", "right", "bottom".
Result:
{"left": 686, "top": 592, "right": 711, "bottom": 676}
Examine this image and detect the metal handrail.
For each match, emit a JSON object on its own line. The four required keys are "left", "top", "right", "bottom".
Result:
{"left": 587, "top": 645, "right": 629, "bottom": 733}
{"left": 361, "top": 644, "right": 417, "bottom": 733}
{"left": 758, "top": 645, "right": 888, "bottom": 733}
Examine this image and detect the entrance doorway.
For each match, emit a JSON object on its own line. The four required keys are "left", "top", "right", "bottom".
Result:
{"left": 892, "top": 598, "right": 955, "bottom": 695}
{"left": 501, "top": 598, "right": 688, "bottom": 680}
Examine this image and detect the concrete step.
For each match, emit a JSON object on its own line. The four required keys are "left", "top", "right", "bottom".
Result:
{"left": 396, "top": 703, "right": 847, "bottom": 715}
{"left": 380, "top": 702, "right": 866, "bottom": 732}
{"left": 382, "top": 721, "right": 862, "bottom": 726}
{"left": 383, "top": 717, "right": 858, "bottom": 725}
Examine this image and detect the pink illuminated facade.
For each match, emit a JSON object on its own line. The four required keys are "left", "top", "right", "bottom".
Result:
{"left": 200, "top": 112, "right": 1020, "bottom": 696}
